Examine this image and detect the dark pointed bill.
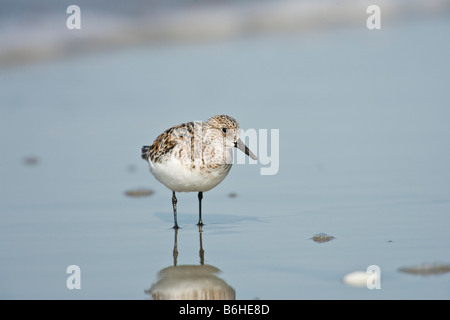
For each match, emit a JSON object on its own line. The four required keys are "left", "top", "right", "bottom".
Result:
{"left": 235, "top": 138, "right": 257, "bottom": 160}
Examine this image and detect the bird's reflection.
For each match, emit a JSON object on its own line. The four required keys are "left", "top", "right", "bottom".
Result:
{"left": 147, "top": 226, "right": 236, "bottom": 300}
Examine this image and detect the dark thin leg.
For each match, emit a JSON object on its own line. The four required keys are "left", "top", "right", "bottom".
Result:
{"left": 173, "top": 228, "right": 178, "bottom": 266}
{"left": 198, "top": 225, "right": 204, "bottom": 265}
{"left": 197, "top": 192, "right": 204, "bottom": 226}
{"left": 172, "top": 191, "right": 179, "bottom": 229}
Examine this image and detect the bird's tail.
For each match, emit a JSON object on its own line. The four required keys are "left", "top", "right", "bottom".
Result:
{"left": 141, "top": 146, "right": 151, "bottom": 160}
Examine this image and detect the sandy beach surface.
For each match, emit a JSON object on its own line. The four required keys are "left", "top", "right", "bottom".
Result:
{"left": 1, "top": 1, "right": 450, "bottom": 299}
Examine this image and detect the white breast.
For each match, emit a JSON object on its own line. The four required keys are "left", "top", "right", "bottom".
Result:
{"left": 149, "top": 158, "right": 232, "bottom": 192}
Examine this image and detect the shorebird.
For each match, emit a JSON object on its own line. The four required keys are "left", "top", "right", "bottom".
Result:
{"left": 141, "top": 115, "right": 257, "bottom": 228}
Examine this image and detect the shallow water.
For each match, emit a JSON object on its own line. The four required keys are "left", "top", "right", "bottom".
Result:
{"left": 1, "top": 16, "right": 450, "bottom": 299}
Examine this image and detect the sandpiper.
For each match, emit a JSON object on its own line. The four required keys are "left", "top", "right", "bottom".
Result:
{"left": 141, "top": 115, "right": 257, "bottom": 228}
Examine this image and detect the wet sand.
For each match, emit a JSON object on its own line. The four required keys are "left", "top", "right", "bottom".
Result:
{"left": 1, "top": 14, "right": 450, "bottom": 299}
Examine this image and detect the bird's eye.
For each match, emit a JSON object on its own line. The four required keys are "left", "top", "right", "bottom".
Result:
{"left": 222, "top": 128, "right": 228, "bottom": 133}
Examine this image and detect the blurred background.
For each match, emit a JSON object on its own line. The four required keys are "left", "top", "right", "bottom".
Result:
{"left": 1, "top": 0, "right": 449, "bottom": 66}
{"left": 1, "top": 0, "right": 450, "bottom": 299}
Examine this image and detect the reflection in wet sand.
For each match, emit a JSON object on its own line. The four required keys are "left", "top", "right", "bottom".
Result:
{"left": 147, "top": 227, "right": 235, "bottom": 300}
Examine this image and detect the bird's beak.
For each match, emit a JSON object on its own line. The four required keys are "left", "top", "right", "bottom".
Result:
{"left": 235, "top": 139, "right": 257, "bottom": 160}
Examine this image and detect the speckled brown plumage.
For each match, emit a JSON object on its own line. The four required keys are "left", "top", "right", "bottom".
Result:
{"left": 141, "top": 115, "right": 257, "bottom": 228}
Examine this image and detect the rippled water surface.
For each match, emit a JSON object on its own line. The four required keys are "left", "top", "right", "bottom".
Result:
{"left": 1, "top": 16, "right": 450, "bottom": 299}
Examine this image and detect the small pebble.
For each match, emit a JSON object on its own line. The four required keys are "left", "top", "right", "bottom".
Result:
{"left": 228, "top": 192, "right": 238, "bottom": 198}
{"left": 124, "top": 188, "right": 154, "bottom": 197}
{"left": 23, "top": 156, "right": 39, "bottom": 166}
{"left": 398, "top": 262, "right": 450, "bottom": 276}
{"left": 311, "top": 232, "right": 335, "bottom": 243}
{"left": 342, "top": 271, "right": 379, "bottom": 288}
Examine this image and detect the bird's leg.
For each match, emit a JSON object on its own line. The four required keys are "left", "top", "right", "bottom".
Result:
{"left": 198, "top": 224, "right": 204, "bottom": 265}
{"left": 173, "top": 227, "right": 179, "bottom": 266}
{"left": 172, "top": 191, "right": 179, "bottom": 229}
{"left": 197, "top": 191, "right": 204, "bottom": 226}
